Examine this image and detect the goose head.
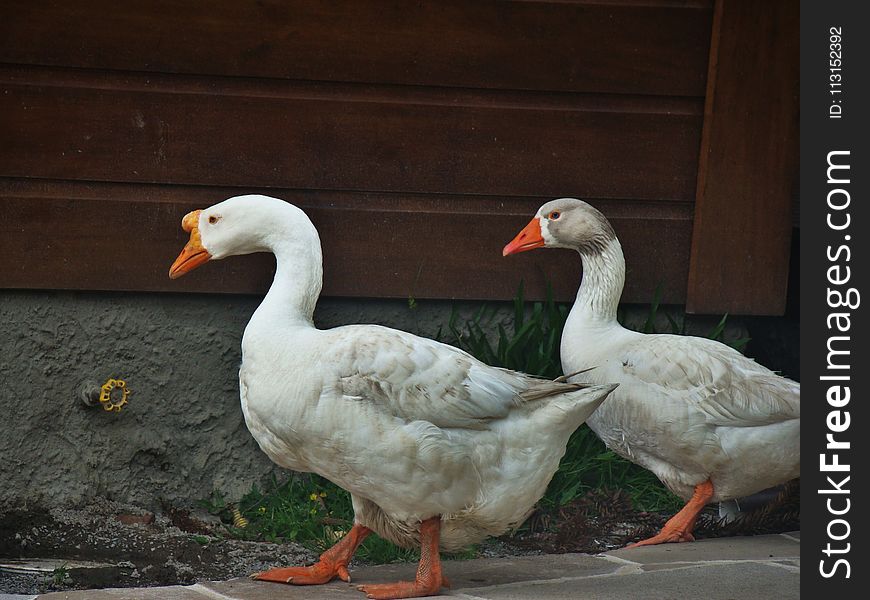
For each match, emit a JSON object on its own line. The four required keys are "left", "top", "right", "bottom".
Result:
{"left": 502, "top": 198, "right": 617, "bottom": 258}
{"left": 169, "top": 194, "right": 315, "bottom": 279}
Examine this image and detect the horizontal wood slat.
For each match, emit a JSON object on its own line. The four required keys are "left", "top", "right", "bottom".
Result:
{"left": 0, "top": 0, "right": 712, "bottom": 96}
{"left": 0, "top": 180, "right": 693, "bottom": 303}
{"left": 0, "top": 71, "right": 704, "bottom": 201}
{"left": 0, "top": 1, "right": 726, "bottom": 304}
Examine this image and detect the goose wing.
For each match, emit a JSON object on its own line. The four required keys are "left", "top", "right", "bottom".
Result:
{"left": 323, "top": 325, "right": 587, "bottom": 428}
{"left": 614, "top": 334, "right": 799, "bottom": 428}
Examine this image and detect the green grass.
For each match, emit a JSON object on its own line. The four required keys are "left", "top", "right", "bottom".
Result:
{"left": 620, "top": 284, "right": 750, "bottom": 350}
{"left": 201, "top": 476, "right": 473, "bottom": 563}
{"left": 444, "top": 281, "right": 567, "bottom": 379}
{"left": 202, "top": 282, "right": 746, "bottom": 559}
{"left": 51, "top": 564, "right": 70, "bottom": 586}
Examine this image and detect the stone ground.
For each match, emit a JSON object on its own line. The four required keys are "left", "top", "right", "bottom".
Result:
{"left": 13, "top": 532, "right": 799, "bottom": 600}
{"left": 0, "top": 487, "right": 800, "bottom": 598}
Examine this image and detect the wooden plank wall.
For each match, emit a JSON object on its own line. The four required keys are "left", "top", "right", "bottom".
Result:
{"left": 0, "top": 0, "right": 713, "bottom": 303}
{"left": 686, "top": 0, "right": 799, "bottom": 315}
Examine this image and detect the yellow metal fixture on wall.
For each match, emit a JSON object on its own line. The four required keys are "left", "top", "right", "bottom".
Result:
{"left": 99, "top": 378, "right": 130, "bottom": 412}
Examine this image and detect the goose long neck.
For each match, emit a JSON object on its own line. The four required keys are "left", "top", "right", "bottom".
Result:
{"left": 257, "top": 236, "right": 323, "bottom": 327}
{"left": 571, "top": 239, "right": 625, "bottom": 326}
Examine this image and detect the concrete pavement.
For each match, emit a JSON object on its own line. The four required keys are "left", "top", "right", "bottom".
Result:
{"left": 35, "top": 532, "right": 800, "bottom": 600}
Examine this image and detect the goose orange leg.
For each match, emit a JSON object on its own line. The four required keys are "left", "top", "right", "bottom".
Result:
{"left": 254, "top": 522, "right": 371, "bottom": 584}
{"left": 627, "top": 479, "right": 714, "bottom": 548}
{"left": 357, "top": 516, "right": 448, "bottom": 599}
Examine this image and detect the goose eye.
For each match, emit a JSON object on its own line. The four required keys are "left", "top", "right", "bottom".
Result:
{"left": 548, "top": 211, "right": 561, "bottom": 220}
{"left": 208, "top": 215, "right": 219, "bottom": 224}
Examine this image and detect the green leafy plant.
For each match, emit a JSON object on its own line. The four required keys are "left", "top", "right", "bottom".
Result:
{"left": 202, "top": 475, "right": 457, "bottom": 563}
{"left": 619, "top": 284, "right": 750, "bottom": 351}
{"left": 51, "top": 564, "right": 70, "bottom": 586}
{"left": 445, "top": 281, "right": 566, "bottom": 379}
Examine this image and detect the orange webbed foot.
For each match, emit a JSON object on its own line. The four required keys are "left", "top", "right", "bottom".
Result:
{"left": 252, "top": 523, "right": 370, "bottom": 585}
{"left": 625, "top": 479, "right": 714, "bottom": 548}
{"left": 626, "top": 529, "right": 695, "bottom": 548}
{"left": 253, "top": 559, "right": 351, "bottom": 585}
{"left": 357, "top": 577, "right": 446, "bottom": 599}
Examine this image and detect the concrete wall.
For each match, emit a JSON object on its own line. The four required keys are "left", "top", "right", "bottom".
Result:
{"left": 1, "top": 290, "right": 793, "bottom": 511}
{"left": 0, "top": 290, "right": 482, "bottom": 511}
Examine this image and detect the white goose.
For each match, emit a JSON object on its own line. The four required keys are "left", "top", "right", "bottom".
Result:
{"left": 169, "top": 194, "right": 615, "bottom": 598}
{"left": 503, "top": 198, "right": 800, "bottom": 547}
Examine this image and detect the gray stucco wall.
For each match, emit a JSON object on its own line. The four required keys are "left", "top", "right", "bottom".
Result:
{"left": 1, "top": 290, "right": 786, "bottom": 512}
{"left": 0, "top": 290, "right": 479, "bottom": 511}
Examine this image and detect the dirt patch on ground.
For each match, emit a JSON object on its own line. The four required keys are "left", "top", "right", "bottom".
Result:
{"left": 0, "top": 485, "right": 799, "bottom": 596}
{"left": 0, "top": 500, "right": 536, "bottom": 596}
{"left": 509, "top": 485, "right": 800, "bottom": 554}
{"left": 0, "top": 500, "right": 314, "bottom": 595}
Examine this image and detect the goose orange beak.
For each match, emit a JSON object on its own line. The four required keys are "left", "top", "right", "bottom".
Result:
{"left": 169, "top": 210, "right": 211, "bottom": 279}
{"left": 503, "top": 217, "right": 545, "bottom": 256}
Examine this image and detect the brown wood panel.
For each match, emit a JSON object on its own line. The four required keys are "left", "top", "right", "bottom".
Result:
{"left": 685, "top": 0, "right": 798, "bottom": 315}
{"left": 0, "top": 69, "right": 703, "bottom": 201}
{"left": 0, "top": 0, "right": 712, "bottom": 96}
{"left": 0, "top": 179, "right": 693, "bottom": 303}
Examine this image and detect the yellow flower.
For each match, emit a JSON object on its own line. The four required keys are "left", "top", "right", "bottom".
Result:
{"left": 310, "top": 507, "right": 318, "bottom": 515}
{"left": 319, "top": 491, "right": 327, "bottom": 498}
{"left": 258, "top": 507, "right": 266, "bottom": 514}
{"left": 309, "top": 493, "right": 318, "bottom": 501}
